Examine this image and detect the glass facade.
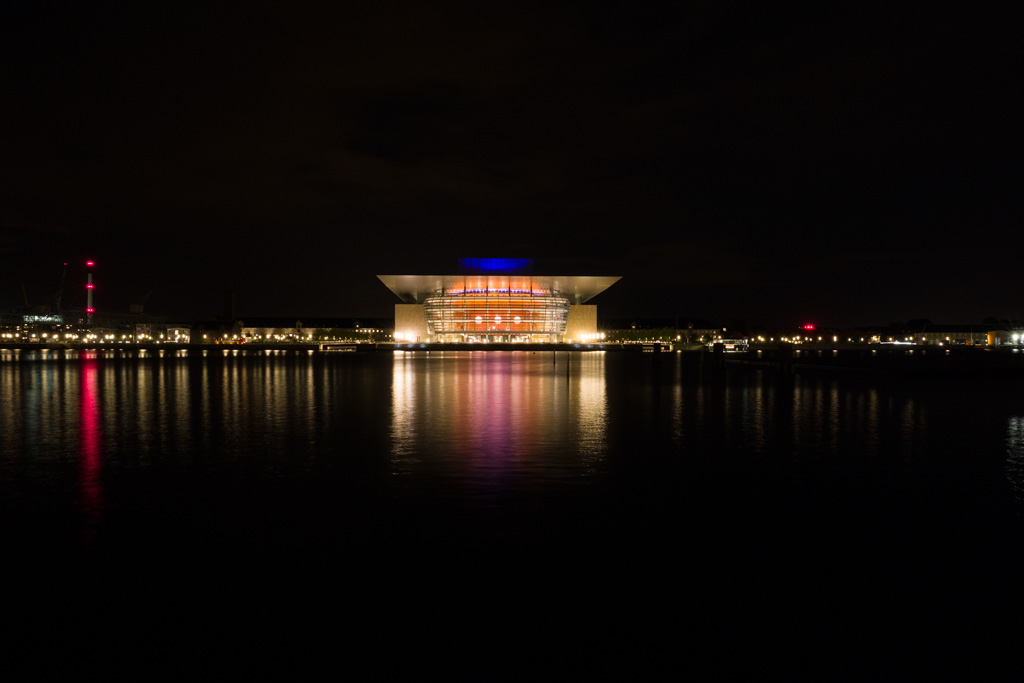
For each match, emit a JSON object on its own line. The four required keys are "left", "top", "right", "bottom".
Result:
{"left": 423, "top": 276, "right": 570, "bottom": 341}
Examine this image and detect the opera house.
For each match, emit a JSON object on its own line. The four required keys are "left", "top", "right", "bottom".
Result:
{"left": 378, "top": 259, "right": 620, "bottom": 343}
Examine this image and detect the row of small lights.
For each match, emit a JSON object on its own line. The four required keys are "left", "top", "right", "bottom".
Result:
{"left": 569, "top": 333, "right": 606, "bottom": 342}
{"left": 1, "top": 331, "right": 188, "bottom": 340}
{"left": 1, "top": 332, "right": 377, "bottom": 343}
{"left": 5, "top": 326, "right": 1021, "bottom": 345}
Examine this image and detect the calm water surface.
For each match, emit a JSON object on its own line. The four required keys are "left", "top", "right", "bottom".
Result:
{"left": 4, "top": 347, "right": 1024, "bottom": 654}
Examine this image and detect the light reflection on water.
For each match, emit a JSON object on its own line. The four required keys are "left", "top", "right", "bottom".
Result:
{"left": 1006, "top": 416, "right": 1024, "bottom": 505}
{"left": 78, "top": 355, "right": 102, "bottom": 548}
{"left": 0, "top": 348, "right": 1023, "bottom": 560}
{"left": 390, "top": 351, "right": 608, "bottom": 486}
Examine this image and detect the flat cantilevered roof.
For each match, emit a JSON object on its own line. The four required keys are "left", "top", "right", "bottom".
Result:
{"left": 377, "top": 274, "right": 621, "bottom": 304}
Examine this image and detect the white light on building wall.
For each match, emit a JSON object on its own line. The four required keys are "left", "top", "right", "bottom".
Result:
{"left": 495, "top": 315, "right": 502, "bottom": 323}
{"left": 475, "top": 316, "right": 482, "bottom": 324}
{"left": 514, "top": 316, "right": 521, "bottom": 324}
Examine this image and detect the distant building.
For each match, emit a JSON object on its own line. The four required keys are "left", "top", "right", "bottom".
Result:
{"left": 918, "top": 324, "right": 1003, "bottom": 346}
{"left": 0, "top": 307, "right": 170, "bottom": 343}
{"left": 378, "top": 259, "right": 620, "bottom": 343}
{"left": 235, "top": 318, "right": 390, "bottom": 343}
{"left": 166, "top": 326, "right": 192, "bottom": 344}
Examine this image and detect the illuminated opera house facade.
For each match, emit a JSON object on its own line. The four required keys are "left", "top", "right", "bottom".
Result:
{"left": 378, "top": 259, "right": 620, "bottom": 343}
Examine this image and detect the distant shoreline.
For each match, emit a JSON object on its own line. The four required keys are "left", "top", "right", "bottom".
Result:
{"left": 4, "top": 341, "right": 1024, "bottom": 377}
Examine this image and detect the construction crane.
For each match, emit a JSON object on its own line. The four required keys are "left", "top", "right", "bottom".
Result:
{"left": 130, "top": 290, "right": 152, "bottom": 314}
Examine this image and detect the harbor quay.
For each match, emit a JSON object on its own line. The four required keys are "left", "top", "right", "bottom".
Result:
{"left": 4, "top": 340, "right": 1024, "bottom": 377}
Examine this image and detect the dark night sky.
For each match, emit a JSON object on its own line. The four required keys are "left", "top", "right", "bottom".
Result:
{"left": 1, "top": 2, "right": 1020, "bottom": 327}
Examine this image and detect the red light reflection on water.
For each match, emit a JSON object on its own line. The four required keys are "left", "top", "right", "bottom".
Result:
{"left": 79, "top": 354, "right": 103, "bottom": 548}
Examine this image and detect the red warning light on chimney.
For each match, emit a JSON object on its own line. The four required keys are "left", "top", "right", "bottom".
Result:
{"left": 802, "top": 324, "right": 815, "bottom": 330}
{"left": 86, "top": 260, "right": 94, "bottom": 267}
{"left": 86, "top": 308, "right": 94, "bottom": 313}
{"left": 86, "top": 284, "right": 94, "bottom": 289}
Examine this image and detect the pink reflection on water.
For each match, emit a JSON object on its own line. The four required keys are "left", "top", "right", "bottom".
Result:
{"left": 79, "top": 354, "right": 103, "bottom": 548}
{"left": 390, "top": 353, "right": 609, "bottom": 487}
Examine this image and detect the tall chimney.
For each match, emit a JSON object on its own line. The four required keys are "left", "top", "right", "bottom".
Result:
{"left": 86, "top": 259, "right": 95, "bottom": 320}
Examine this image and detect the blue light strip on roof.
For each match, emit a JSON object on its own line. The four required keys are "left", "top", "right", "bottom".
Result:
{"left": 458, "top": 258, "right": 533, "bottom": 274}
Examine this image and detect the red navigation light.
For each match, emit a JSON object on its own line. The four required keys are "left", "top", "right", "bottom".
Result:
{"left": 802, "top": 324, "right": 815, "bottom": 330}
{"left": 86, "top": 308, "right": 94, "bottom": 313}
{"left": 86, "top": 260, "right": 94, "bottom": 267}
